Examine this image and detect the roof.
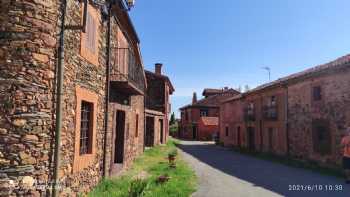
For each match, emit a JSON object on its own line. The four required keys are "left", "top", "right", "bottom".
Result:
{"left": 180, "top": 90, "right": 239, "bottom": 110}
{"left": 221, "top": 94, "right": 243, "bottom": 103}
{"left": 202, "top": 88, "right": 240, "bottom": 97}
{"left": 200, "top": 117, "right": 219, "bottom": 126}
{"left": 145, "top": 70, "right": 175, "bottom": 94}
{"left": 245, "top": 54, "right": 350, "bottom": 95}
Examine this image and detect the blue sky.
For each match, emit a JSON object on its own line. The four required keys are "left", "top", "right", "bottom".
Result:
{"left": 130, "top": 0, "right": 350, "bottom": 118}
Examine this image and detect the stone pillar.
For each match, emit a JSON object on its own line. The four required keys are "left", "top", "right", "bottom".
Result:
{"left": 0, "top": 0, "right": 59, "bottom": 196}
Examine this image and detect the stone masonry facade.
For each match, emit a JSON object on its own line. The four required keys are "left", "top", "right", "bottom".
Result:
{"left": 0, "top": 1, "right": 168, "bottom": 196}
{"left": 219, "top": 54, "right": 350, "bottom": 169}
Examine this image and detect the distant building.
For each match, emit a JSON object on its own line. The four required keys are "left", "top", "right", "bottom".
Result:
{"left": 220, "top": 54, "right": 350, "bottom": 169}
{"left": 179, "top": 88, "right": 240, "bottom": 141}
{"left": 145, "top": 63, "right": 174, "bottom": 146}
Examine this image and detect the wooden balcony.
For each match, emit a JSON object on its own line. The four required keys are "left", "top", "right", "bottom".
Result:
{"left": 244, "top": 108, "right": 256, "bottom": 122}
{"left": 110, "top": 47, "right": 145, "bottom": 95}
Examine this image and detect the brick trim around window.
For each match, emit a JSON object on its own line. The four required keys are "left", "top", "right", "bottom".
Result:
{"left": 80, "top": 3, "right": 100, "bottom": 66}
{"left": 73, "top": 86, "right": 98, "bottom": 172}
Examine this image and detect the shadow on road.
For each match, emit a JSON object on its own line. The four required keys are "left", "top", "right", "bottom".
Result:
{"left": 177, "top": 141, "right": 350, "bottom": 197}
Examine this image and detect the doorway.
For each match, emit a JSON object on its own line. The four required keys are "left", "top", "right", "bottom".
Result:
{"left": 247, "top": 127, "right": 255, "bottom": 151}
{"left": 159, "top": 119, "right": 164, "bottom": 144}
{"left": 145, "top": 116, "right": 155, "bottom": 146}
{"left": 114, "top": 110, "right": 125, "bottom": 164}
{"left": 192, "top": 124, "right": 197, "bottom": 140}
{"left": 237, "top": 126, "right": 241, "bottom": 147}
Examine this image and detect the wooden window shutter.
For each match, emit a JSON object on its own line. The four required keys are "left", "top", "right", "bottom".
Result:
{"left": 86, "top": 12, "right": 96, "bottom": 53}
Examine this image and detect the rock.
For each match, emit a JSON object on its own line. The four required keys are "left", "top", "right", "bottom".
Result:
{"left": 0, "top": 159, "right": 10, "bottom": 165}
{"left": 21, "top": 176, "right": 35, "bottom": 188}
{"left": 0, "top": 173, "right": 7, "bottom": 179}
{"left": 0, "top": 128, "right": 7, "bottom": 135}
{"left": 0, "top": 178, "right": 15, "bottom": 196}
{"left": 33, "top": 53, "right": 49, "bottom": 63}
{"left": 19, "top": 152, "right": 36, "bottom": 165}
{"left": 41, "top": 33, "right": 56, "bottom": 47}
{"left": 22, "top": 135, "right": 39, "bottom": 143}
{"left": 44, "top": 70, "right": 55, "bottom": 79}
{"left": 12, "top": 119, "right": 27, "bottom": 127}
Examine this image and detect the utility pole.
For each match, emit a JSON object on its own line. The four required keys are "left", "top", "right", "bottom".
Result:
{"left": 262, "top": 66, "right": 271, "bottom": 82}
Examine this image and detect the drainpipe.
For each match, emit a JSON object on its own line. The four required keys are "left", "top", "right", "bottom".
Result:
{"left": 259, "top": 95, "right": 263, "bottom": 152}
{"left": 52, "top": 0, "right": 67, "bottom": 196}
{"left": 284, "top": 85, "right": 290, "bottom": 156}
{"left": 103, "top": 1, "right": 112, "bottom": 177}
{"left": 53, "top": 0, "right": 88, "bottom": 196}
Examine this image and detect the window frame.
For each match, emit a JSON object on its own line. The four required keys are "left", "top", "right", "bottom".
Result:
{"left": 80, "top": 101, "right": 94, "bottom": 155}
{"left": 73, "top": 86, "right": 98, "bottom": 173}
{"left": 312, "top": 86, "right": 322, "bottom": 101}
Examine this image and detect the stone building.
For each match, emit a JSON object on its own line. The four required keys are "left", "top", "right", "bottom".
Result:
{"left": 179, "top": 88, "right": 239, "bottom": 141}
{"left": 144, "top": 63, "right": 174, "bottom": 147}
{"left": 220, "top": 95, "right": 245, "bottom": 147}
{"left": 219, "top": 54, "right": 350, "bottom": 169}
{"left": 0, "top": 0, "right": 150, "bottom": 196}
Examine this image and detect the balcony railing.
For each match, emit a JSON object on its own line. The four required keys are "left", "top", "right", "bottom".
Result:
{"left": 263, "top": 105, "right": 278, "bottom": 120}
{"left": 244, "top": 108, "right": 256, "bottom": 122}
{"left": 110, "top": 47, "right": 145, "bottom": 95}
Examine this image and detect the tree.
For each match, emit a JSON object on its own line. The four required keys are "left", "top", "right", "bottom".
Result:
{"left": 169, "top": 112, "right": 176, "bottom": 125}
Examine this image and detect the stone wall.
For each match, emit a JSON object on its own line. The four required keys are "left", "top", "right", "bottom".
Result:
{"left": 220, "top": 99, "right": 245, "bottom": 147}
{"left": 106, "top": 95, "right": 145, "bottom": 176}
{"left": 0, "top": 0, "right": 59, "bottom": 196}
{"left": 58, "top": 1, "right": 107, "bottom": 196}
{"left": 288, "top": 68, "right": 350, "bottom": 167}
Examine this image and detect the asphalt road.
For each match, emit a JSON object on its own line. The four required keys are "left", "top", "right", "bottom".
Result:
{"left": 178, "top": 140, "right": 350, "bottom": 197}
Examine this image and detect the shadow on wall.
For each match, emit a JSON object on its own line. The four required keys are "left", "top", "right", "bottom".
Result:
{"left": 177, "top": 143, "right": 350, "bottom": 197}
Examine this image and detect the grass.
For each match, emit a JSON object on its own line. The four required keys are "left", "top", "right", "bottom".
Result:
{"left": 89, "top": 139, "right": 197, "bottom": 197}
{"left": 230, "top": 146, "right": 344, "bottom": 178}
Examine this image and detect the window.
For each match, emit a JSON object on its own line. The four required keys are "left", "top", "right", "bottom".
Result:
{"left": 270, "top": 96, "right": 276, "bottom": 106}
{"left": 312, "top": 119, "right": 331, "bottom": 154}
{"left": 313, "top": 86, "right": 322, "bottom": 101}
{"left": 80, "top": 3, "right": 100, "bottom": 65}
{"left": 200, "top": 109, "right": 209, "bottom": 117}
{"left": 80, "top": 101, "right": 93, "bottom": 155}
{"left": 135, "top": 114, "right": 139, "bottom": 137}
{"left": 185, "top": 111, "right": 189, "bottom": 121}
{"left": 74, "top": 86, "right": 98, "bottom": 172}
{"left": 225, "top": 126, "right": 229, "bottom": 137}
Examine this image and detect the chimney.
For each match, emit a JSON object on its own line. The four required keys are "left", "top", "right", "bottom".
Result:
{"left": 192, "top": 92, "right": 197, "bottom": 104}
{"left": 155, "top": 63, "right": 162, "bottom": 75}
